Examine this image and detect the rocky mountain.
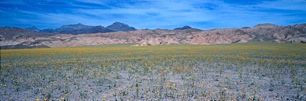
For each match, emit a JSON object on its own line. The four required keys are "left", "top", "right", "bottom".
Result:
{"left": 1, "top": 23, "right": 305, "bottom": 49}
{"left": 247, "top": 23, "right": 306, "bottom": 43}
{"left": 106, "top": 22, "right": 136, "bottom": 31}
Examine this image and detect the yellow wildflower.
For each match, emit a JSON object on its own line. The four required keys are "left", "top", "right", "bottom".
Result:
{"left": 223, "top": 87, "right": 228, "bottom": 91}
{"left": 154, "top": 90, "right": 158, "bottom": 94}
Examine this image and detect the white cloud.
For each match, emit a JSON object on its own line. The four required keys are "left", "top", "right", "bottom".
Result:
{"left": 0, "top": 0, "right": 305, "bottom": 29}
{"left": 74, "top": 0, "right": 215, "bottom": 28}
{"left": 257, "top": 0, "right": 306, "bottom": 11}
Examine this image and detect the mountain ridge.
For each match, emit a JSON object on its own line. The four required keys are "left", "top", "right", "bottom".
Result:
{"left": 36, "top": 22, "right": 135, "bottom": 34}
{"left": 1, "top": 23, "right": 305, "bottom": 49}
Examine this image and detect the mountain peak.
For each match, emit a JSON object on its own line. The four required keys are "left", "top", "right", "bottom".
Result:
{"left": 254, "top": 23, "right": 278, "bottom": 29}
{"left": 182, "top": 25, "right": 192, "bottom": 29}
{"left": 174, "top": 25, "right": 192, "bottom": 30}
{"left": 106, "top": 22, "right": 136, "bottom": 31}
{"left": 113, "top": 22, "right": 125, "bottom": 25}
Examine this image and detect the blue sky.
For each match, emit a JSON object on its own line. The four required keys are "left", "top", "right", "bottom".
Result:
{"left": 0, "top": 0, "right": 305, "bottom": 29}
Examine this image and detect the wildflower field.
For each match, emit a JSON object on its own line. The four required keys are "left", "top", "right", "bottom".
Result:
{"left": 0, "top": 42, "right": 305, "bottom": 100}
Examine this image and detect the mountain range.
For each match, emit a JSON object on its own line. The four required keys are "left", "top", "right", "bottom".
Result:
{"left": 27, "top": 22, "right": 136, "bottom": 34}
{"left": 0, "top": 22, "right": 305, "bottom": 49}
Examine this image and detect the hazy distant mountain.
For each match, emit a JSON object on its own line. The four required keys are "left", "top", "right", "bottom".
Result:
{"left": 57, "top": 23, "right": 92, "bottom": 34}
{"left": 56, "top": 23, "right": 114, "bottom": 34}
{"left": 1, "top": 23, "right": 305, "bottom": 49}
{"left": 25, "top": 26, "right": 40, "bottom": 32}
{"left": 40, "top": 29, "right": 56, "bottom": 33}
{"left": 174, "top": 26, "right": 192, "bottom": 30}
{"left": 89, "top": 25, "right": 114, "bottom": 33}
{"left": 174, "top": 25, "right": 202, "bottom": 31}
{"left": 39, "top": 22, "right": 135, "bottom": 34}
{"left": 40, "top": 23, "right": 114, "bottom": 34}
{"left": 106, "top": 22, "right": 136, "bottom": 31}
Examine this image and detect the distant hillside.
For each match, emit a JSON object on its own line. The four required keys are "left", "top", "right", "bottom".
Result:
{"left": 0, "top": 27, "right": 51, "bottom": 41}
{"left": 0, "top": 22, "right": 136, "bottom": 41}
{"left": 1, "top": 23, "right": 305, "bottom": 49}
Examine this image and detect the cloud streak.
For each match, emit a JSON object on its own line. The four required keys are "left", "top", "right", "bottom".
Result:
{"left": 0, "top": 0, "right": 305, "bottom": 29}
